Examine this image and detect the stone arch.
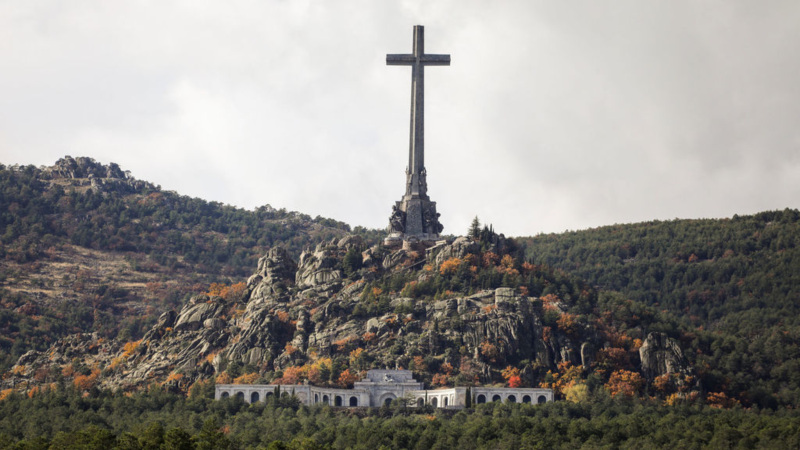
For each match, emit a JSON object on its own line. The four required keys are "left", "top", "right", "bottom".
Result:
{"left": 507, "top": 395, "right": 516, "bottom": 403}
{"left": 335, "top": 395, "right": 343, "bottom": 407}
{"left": 250, "top": 392, "right": 260, "bottom": 403}
{"left": 443, "top": 397, "right": 448, "bottom": 407}
{"left": 235, "top": 392, "right": 245, "bottom": 400}
{"left": 492, "top": 394, "right": 501, "bottom": 402}
{"left": 431, "top": 397, "right": 438, "bottom": 407}
{"left": 380, "top": 393, "right": 396, "bottom": 406}
{"left": 221, "top": 392, "right": 230, "bottom": 399}
{"left": 522, "top": 395, "right": 531, "bottom": 403}
{"left": 322, "top": 394, "right": 329, "bottom": 404}
{"left": 417, "top": 398, "right": 424, "bottom": 407}
{"left": 537, "top": 395, "right": 547, "bottom": 404}
{"left": 315, "top": 394, "right": 319, "bottom": 403}
{"left": 349, "top": 396, "right": 358, "bottom": 407}
{"left": 476, "top": 394, "right": 486, "bottom": 404}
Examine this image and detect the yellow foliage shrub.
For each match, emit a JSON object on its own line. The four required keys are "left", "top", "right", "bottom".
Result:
{"left": 233, "top": 373, "right": 259, "bottom": 384}
{"left": 216, "top": 372, "right": 232, "bottom": 384}
{"left": 165, "top": 372, "right": 184, "bottom": 383}
{"left": 121, "top": 340, "right": 141, "bottom": 359}
{"left": 0, "top": 389, "right": 14, "bottom": 401}
{"left": 564, "top": 383, "right": 589, "bottom": 403}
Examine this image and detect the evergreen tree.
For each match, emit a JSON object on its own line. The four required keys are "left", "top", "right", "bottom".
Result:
{"left": 469, "top": 216, "right": 481, "bottom": 240}
{"left": 342, "top": 246, "right": 363, "bottom": 278}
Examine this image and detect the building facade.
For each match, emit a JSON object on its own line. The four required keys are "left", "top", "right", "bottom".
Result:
{"left": 215, "top": 369, "right": 554, "bottom": 408}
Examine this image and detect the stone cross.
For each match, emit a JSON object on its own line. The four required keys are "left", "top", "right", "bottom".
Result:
{"left": 387, "top": 25, "right": 450, "bottom": 198}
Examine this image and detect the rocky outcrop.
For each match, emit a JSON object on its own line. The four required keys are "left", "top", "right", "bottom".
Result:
{"left": 3, "top": 236, "right": 693, "bottom": 394}
{"left": 49, "top": 156, "right": 125, "bottom": 179}
{"left": 248, "top": 247, "right": 298, "bottom": 303}
{"left": 295, "top": 243, "right": 344, "bottom": 290}
{"left": 173, "top": 297, "right": 226, "bottom": 330}
{"left": 429, "top": 236, "right": 479, "bottom": 266}
{"left": 46, "top": 156, "right": 153, "bottom": 193}
{"left": 639, "top": 332, "right": 691, "bottom": 379}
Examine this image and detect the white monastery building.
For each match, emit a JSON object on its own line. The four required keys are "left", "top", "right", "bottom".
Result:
{"left": 216, "top": 369, "right": 554, "bottom": 408}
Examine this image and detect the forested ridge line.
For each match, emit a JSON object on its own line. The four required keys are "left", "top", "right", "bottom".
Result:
{"left": 518, "top": 209, "right": 800, "bottom": 408}
{"left": 1, "top": 382, "right": 799, "bottom": 449}
{"left": 0, "top": 160, "right": 375, "bottom": 273}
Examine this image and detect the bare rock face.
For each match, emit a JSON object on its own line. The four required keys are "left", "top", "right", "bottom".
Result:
{"left": 174, "top": 297, "right": 226, "bottom": 331}
{"left": 381, "top": 249, "right": 410, "bottom": 271}
{"left": 639, "top": 332, "right": 690, "bottom": 379}
{"left": 430, "top": 236, "right": 479, "bottom": 266}
{"left": 295, "top": 244, "right": 343, "bottom": 290}
{"left": 248, "top": 247, "right": 298, "bottom": 303}
{"left": 336, "top": 235, "right": 363, "bottom": 250}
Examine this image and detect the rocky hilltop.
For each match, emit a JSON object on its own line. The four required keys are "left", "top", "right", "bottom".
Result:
{"left": 43, "top": 155, "right": 154, "bottom": 193}
{"left": 5, "top": 234, "right": 693, "bottom": 394}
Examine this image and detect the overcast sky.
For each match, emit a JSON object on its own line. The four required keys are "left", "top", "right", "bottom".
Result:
{"left": 2, "top": 1, "right": 799, "bottom": 236}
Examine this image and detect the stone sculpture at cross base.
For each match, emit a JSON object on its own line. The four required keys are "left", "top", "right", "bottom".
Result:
{"left": 384, "top": 25, "right": 448, "bottom": 249}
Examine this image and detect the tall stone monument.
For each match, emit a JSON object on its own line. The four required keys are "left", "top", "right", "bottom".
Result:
{"left": 384, "top": 25, "right": 449, "bottom": 247}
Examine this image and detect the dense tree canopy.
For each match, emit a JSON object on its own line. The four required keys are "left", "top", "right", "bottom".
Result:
{"left": 1, "top": 383, "right": 799, "bottom": 449}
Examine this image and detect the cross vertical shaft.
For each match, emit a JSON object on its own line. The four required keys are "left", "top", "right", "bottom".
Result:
{"left": 387, "top": 25, "right": 450, "bottom": 199}
{"left": 385, "top": 25, "right": 449, "bottom": 244}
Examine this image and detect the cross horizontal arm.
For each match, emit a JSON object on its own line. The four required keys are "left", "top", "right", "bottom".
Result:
{"left": 386, "top": 54, "right": 416, "bottom": 65}
{"left": 386, "top": 54, "right": 451, "bottom": 66}
{"left": 420, "top": 54, "right": 450, "bottom": 65}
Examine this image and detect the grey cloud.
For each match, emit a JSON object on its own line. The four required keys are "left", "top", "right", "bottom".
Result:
{"left": 1, "top": 1, "right": 799, "bottom": 237}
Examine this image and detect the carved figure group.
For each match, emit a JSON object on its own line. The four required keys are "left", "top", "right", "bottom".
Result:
{"left": 389, "top": 205, "right": 406, "bottom": 233}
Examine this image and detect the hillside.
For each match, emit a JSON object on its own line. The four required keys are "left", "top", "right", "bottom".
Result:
{"left": 519, "top": 211, "right": 800, "bottom": 408}
{"left": 0, "top": 157, "right": 378, "bottom": 372}
{"left": 6, "top": 230, "right": 694, "bottom": 403}
{"left": 1, "top": 157, "right": 798, "bottom": 413}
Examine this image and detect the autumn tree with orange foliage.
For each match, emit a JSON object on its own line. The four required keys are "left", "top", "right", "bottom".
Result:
{"left": 540, "top": 362, "right": 584, "bottom": 397}
{"left": 0, "top": 389, "right": 14, "bottom": 401}
{"left": 431, "top": 373, "right": 449, "bottom": 387}
{"left": 482, "top": 251, "right": 500, "bottom": 268}
{"left": 653, "top": 373, "right": 679, "bottom": 396}
{"left": 73, "top": 368, "right": 101, "bottom": 391}
{"left": 215, "top": 372, "right": 232, "bottom": 384}
{"left": 501, "top": 366, "right": 520, "bottom": 381}
{"left": 307, "top": 358, "right": 333, "bottom": 385}
{"left": 279, "top": 366, "right": 305, "bottom": 385}
{"left": 349, "top": 348, "right": 367, "bottom": 371}
{"left": 411, "top": 355, "right": 427, "bottom": 373}
{"left": 596, "top": 347, "right": 633, "bottom": 372}
{"left": 206, "top": 282, "right": 247, "bottom": 302}
{"left": 556, "top": 312, "right": 579, "bottom": 336}
{"left": 337, "top": 369, "right": 359, "bottom": 388}
{"left": 479, "top": 340, "right": 500, "bottom": 363}
{"left": 605, "top": 369, "right": 644, "bottom": 398}
{"left": 440, "top": 362, "right": 454, "bottom": 376}
{"left": 706, "top": 392, "right": 741, "bottom": 409}
{"left": 499, "top": 254, "right": 519, "bottom": 276}
{"left": 165, "top": 372, "right": 184, "bottom": 384}
{"left": 233, "top": 373, "right": 259, "bottom": 384}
